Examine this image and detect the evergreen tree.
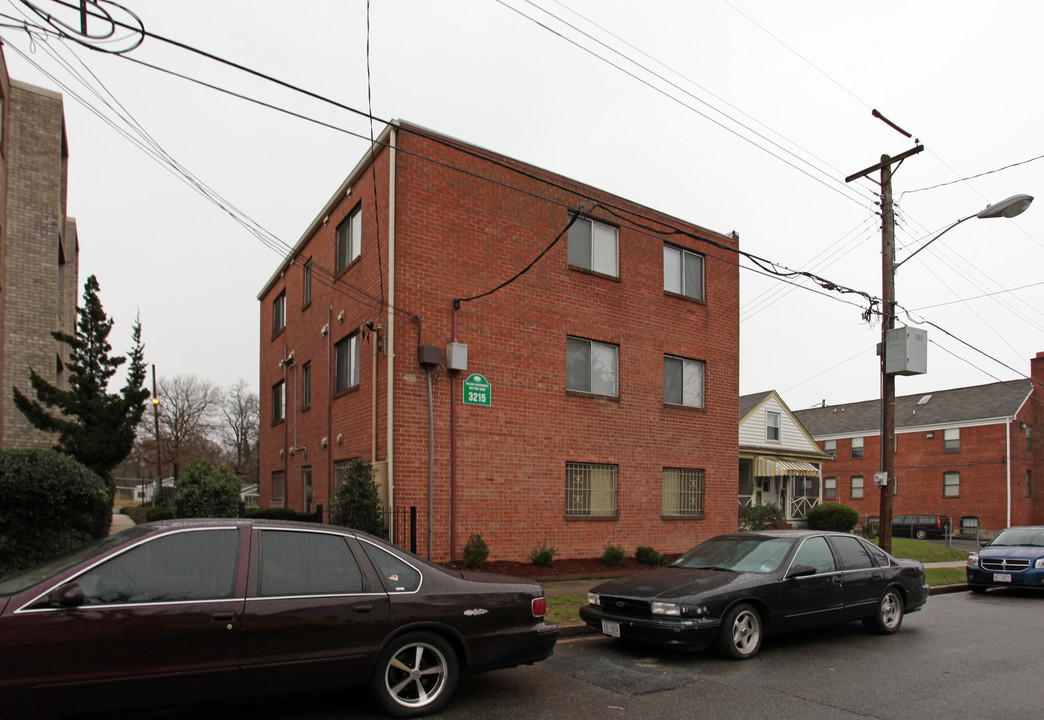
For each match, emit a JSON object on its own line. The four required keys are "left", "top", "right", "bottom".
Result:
{"left": 12, "top": 275, "right": 150, "bottom": 490}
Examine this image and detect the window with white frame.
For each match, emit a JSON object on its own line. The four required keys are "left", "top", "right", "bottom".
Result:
{"left": 851, "top": 437, "right": 864, "bottom": 458}
{"left": 272, "top": 291, "right": 286, "bottom": 335}
{"left": 662, "top": 468, "right": 704, "bottom": 516}
{"left": 663, "top": 355, "right": 704, "bottom": 407}
{"left": 824, "top": 439, "right": 836, "bottom": 459}
{"left": 303, "top": 259, "right": 313, "bottom": 306}
{"left": 943, "top": 471, "right": 960, "bottom": 497}
{"left": 961, "top": 516, "right": 979, "bottom": 532}
{"left": 567, "top": 217, "right": 618, "bottom": 277}
{"left": 567, "top": 337, "right": 618, "bottom": 396}
{"left": 271, "top": 380, "right": 285, "bottom": 424}
{"left": 271, "top": 471, "right": 286, "bottom": 508}
{"left": 944, "top": 428, "right": 960, "bottom": 452}
{"left": 335, "top": 332, "right": 360, "bottom": 393}
{"left": 823, "top": 477, "right": 837, "bottom": 500}
{"left": 851, "top": 475, "right": 864, "bottom": 499}
{"left": 766, "top": 411, "right": 781, "bottom": 441}
{"left": 565, "top": 462, "right": 617, "bottom": 517}
{"left": 336, "top": 206, "right": 362, "bottom": 272}
{"left": 663, "top": 244, "right": 704, "bottom": 300}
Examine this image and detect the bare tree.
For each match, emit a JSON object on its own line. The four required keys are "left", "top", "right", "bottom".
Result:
{"left": 139, "top": 375, "right": 223, "bottom": 478}
{"left": 220, "top": 379, "right": 259, "bottom": 483}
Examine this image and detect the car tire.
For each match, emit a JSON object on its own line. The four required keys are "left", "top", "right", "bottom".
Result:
{"left": 714, "top": 603, "right": 763, "bottom": 660}
{"left": 914, "top": 529, "right": 927, "bottom": 540}
{"left": 370, "top": 632, "right": 459, "bottom": 718}
{"left": 863, "top": 587, "right": 904, "bottom": 635}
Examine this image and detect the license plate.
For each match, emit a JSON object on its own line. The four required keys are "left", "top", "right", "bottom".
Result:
{"left": 994, "top": 573, "right": 1012, "bottom": 583}
{"left": 601, "top": 620, "right": 621, "bottom": 637}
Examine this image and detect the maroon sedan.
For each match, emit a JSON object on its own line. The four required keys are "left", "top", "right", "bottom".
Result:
{"left": 0, "top": 519, "right": 558, "bottom": 718}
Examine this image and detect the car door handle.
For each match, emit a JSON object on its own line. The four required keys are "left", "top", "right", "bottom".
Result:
{"left": 210, "top": 612, "right": 235, "bottom": 622}
{"left": 353, "top": 604, "right": 374, "bottom": 614}
{"left": 832, "top": 576, "right": 842, "bottom": 584}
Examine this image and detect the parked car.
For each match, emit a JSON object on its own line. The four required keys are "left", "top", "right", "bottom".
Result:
{"left": 579, "top": 530, "right": 928, "bottom": 659}
{"left": 892, "top": 514, "right": 950, "bottom": 540}
{"left": 966, "top": 525, "right": 1044, "bottom": 593}
{"left": 0, "top": 519, "right": 558, "bottom": 718}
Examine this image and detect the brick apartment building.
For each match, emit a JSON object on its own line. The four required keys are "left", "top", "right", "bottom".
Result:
{"left": 258, "top": 121, "right": 740, "bottom": 562}
{"left": 0, "top": 48, "right": 79, "bottom": 450}
{"left": 794, "top": 352, "right": 1044, "bottom": 533}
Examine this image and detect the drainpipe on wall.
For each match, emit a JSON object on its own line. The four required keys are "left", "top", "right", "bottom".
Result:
{"left": 385, "top": 124, "right": 398, "bottom": 540}
{"left": 1007, "top": 418, "right": 1013, "bottom": 527}
{"left": 449, "top": 303, "right": 458, "bottom": 563}
{"left": 327, "top": 305, "right": 334, "bottom": 512}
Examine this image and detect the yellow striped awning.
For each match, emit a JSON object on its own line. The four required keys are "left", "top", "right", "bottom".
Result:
{"left": 754, "top": 456, "right": 819, "bottom": 477}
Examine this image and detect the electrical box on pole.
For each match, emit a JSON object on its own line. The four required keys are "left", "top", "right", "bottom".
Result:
{"left": 885, "top": 326, "right": 927, "bottom": 376}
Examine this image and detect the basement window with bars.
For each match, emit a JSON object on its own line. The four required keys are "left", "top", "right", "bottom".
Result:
{"left": 662, "top": 468, "right": 704, "bottom": 516}
{"left": 565, "top": 462, "right": 617, "bottom": 517}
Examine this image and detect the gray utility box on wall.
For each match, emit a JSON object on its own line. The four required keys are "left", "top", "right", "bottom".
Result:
{"left": 885, "top": 326, "right": 927, "bottom": 376}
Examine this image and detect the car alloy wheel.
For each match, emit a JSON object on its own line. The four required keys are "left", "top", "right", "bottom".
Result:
{"left": 371, "top": 632, "right": 459, "bottom": 718}
{"left": 714, "top": 603, "right": 762, "bottom": 660}
{"left": 863, "top": 587, "right": 904, "bottom": 635}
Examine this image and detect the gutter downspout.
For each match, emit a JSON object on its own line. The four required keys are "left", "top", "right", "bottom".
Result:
{"left": 449, "top": 304, "right": 458, "bottom": 563}
{"left": 1007, "top": 419, "right": 1013, "bottom": 527}
{"left": 386, "top": 125, "right": 397, "bottom": 541}
{"left": 327, "top": 305, "right": 333, "bottom": 512}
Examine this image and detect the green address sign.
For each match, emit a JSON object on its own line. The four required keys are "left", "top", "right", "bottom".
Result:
{"left": 463, "top": 374, "right": 491, "bottom": 407}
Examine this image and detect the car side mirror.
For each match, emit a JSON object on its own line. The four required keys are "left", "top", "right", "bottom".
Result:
{"left": 786, "top": 564, "right": 816, "bottom": 579}
{"left": 46, "top": 582, "right": 85, "bottom": 608}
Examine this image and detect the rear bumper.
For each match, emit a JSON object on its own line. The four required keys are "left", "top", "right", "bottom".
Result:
{"left": 466, "top": 621, "right": 558, "bottom": 673}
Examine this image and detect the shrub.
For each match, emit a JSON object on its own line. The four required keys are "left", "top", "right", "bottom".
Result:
{"left": 602, "top": 542, "right": 625, "bottom": 567}
{"left": 145, "top": 506, "right": 175, "bottom": 522}
{"left": 635, "top": 545, "right": 665, "bottom": 566}
{"left": 0, "top": 449, "right": 109, "bottom": 577}
{"left": 175, "top": 460, "right": 242, "bottom": 518}
{"left": 806, "top": 502, "right": 860, "bottom": 533}
{"left": 739, "top": 503, "right": 787, "bottom": 531}
{"left": 330, "top": 458, "right": 386, "bottom": 537}
{"left": 246, "top": 507, "right": 319, "bottom": 522}
{"left": 530, "top": 539, "right": 558, "bottom": 567}
{"left": 462, "top": 534, "right": 490, "bottom": 569}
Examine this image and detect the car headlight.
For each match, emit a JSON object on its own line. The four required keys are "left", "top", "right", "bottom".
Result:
{"left": 588, "top": 592, "right": 601, "bottom": 607}
{"left": 651, "top": 601, "right": 708, "bottom": 618}
{"left": 1035, "top": 558, "right": 1044, "bottom": 570}
{"left": 967, "top": 555, "right": 979, "bottom": 568}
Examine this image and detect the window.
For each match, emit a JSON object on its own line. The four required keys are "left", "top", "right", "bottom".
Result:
{"left": 851, "top": 437, "right": 864, "bottom": 458}
{"left": 302, "top": 362, "right": 312, "bottom": 408}
{"left": 1027, "top": 470, "right": 1033, "bottom": 498}
{"left": 792, "top": 536, "right": 836, "bottom": 574}
{"left": 303, "top": 259, "right": 313, "bottom": 306}
{"left": 272, "top": 380, "right": 285, "bottom": 424}
{"left": 961, "top": 516, "right": 979, "bottom": 532}
{"left": 333, "top": 459, "right": 350, "bottom": 489}
{"left": 823, "top": 477, "right": 837, "bottom": 500}
{"left": 1027, "top": 426, "right": 1032, "bottom": 452}
{"left": 663, "top": 355, "right": 705, "bottom": 408}
{"left": 766, "top": 411, "right": 781, "bottom": 441}
{"left": 831, "top": 535, "right": 874, "bottom": 571}
{"left": 75, "top": 529, "right": 238, "bottom": 605}
{"left": 335, "top": 332, "right": 360, "bottom": 393}
{"left": 336, "top": 206, "right": 362, "bottom": 272}
{"left": 663, "top": 244, "right": 705, "bottom": 300}
{"left": 850, "top": 475, "right": 864, "bottom": 499}
{"left": 259, "top": 530, "right": 363, "bottom": 596}
{"left": 272, "top": 291, "right": 286, "bottom": 335}
{"left": 662, "top": 468, "right": 704, "bottom": 516}
{"left": 302, "top": 466, "right": 313, "bottom": 513}
{"left": 567, "top": 337, "right": 618, "bottom": 396}
{"left": 565, "top": 462, "right": 617, "bottom": 517}
{"left": 361, "top": 541, "right": 422, "bottom": 593}
{"left": 567, "top": 217, "right": 618, "bottom": 277}
{"left": 271, "top": 471, "right": 286, "bottom": 508}
{"left": 824, "top": 439, "right": 836, "bottom": 459}
{"left": 944, "top": 428, "right": 960, "bottom": 452}
{"left": 943, "top": 471, "right": 960, "bottom": 497}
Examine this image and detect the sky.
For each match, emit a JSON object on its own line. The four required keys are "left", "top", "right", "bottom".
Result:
{"left": 1, "top": 0, "right": 1041, "bottom": 412}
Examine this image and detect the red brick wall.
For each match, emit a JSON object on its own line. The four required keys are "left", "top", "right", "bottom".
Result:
{"left": 260, "top": 124, "right": 740, "bottom": 562}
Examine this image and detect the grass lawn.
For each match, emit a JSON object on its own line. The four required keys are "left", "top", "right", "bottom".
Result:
{"left": 925, "top": 567, "right": 966, "bottom": 586}
{"left": 874, "top": 538, "right": 968, "bottom": 563}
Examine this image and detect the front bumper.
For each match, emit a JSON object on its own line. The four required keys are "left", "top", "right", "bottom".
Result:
{"left": 966, "top": 567, "right": 1044, "bottom": 590}
{"left": 578, "top": 605, "right": 719, "bottom": 651}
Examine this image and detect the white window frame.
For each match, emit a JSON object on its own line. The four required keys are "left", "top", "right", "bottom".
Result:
{"left": 336, "top": 206, "right": 362, "bottom": 272}
{"left": 851, "top": 475, "right": 864, "bottom": 499}
{"left": 273, "top": 291, "right": 286, "bottom": 335}
{"left": 272, "top": 380, "right": 285, "bottom": 424}
{"left": 567, "top": 336, "right": 618, "bottom": 397}
{"left": 271, "top": 471, "right": 286, "bottom": 508}
{"left": 766, "top": 411, "right": 781, "bottom": 442}
{"left": 663, "top": 244, "right": 705, "bottom": 301}
{"left": 851, "top": 436, "right": 864, "bottom": 458}
{"left": 943, "top": 471, "right": 960, "bottom": 497}
{"left": 944, "top": 428, "right": 960, "bottom": 452}
{"left": 335, "top": 332, "right": 360, "bottom": 393}
{"left": 823, "top": 477, "right": 837, "bottom": 500}
{"left": 663, "top": 354, "right": 705, "bottom": 408}
{"left": 824, "top": 439, "right": 836, "bottom": 459}
{"left": 568, "top": 217, "right": 618, "bottom": 277}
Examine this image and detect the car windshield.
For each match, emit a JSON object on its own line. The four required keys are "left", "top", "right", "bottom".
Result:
{"left": 0, "top": 527, "right": 148, "bottom": 595}
{"left": 670, "top": 536, "right": 795, "bottom": 574}
{"left": 990, "top": 528, "right": 1044, "bottom": 548}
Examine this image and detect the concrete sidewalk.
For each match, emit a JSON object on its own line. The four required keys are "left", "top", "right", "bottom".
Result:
{"left": 109, "top": 511, "right": 136, "bottom": 534}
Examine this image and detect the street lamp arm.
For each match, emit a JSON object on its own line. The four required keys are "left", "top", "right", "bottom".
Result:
{"left": 893, "top": 214, "right": 973, "bottom": 269}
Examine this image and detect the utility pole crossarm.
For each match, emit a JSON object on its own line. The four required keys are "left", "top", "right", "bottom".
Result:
{"left": 845, "top": 145, "right": 924, "bottom": 184}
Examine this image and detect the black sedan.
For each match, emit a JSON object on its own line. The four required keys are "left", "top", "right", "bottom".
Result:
{"left": 0, "top": 519, "right": 558, "bottom": 718}
{"left": 579, "top": 530, "right": 927, "bottom": 659}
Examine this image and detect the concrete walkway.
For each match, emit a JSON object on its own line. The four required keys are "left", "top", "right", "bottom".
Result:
{"left": 109, "top": 511, "right": 136, "bottom": 535}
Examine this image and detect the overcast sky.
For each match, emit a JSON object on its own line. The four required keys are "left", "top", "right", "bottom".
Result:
{"left": 2, "top": 0, "right": 1041, "bottom": 411}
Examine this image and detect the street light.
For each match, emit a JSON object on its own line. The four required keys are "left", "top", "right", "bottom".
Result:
{"left": 878, "top": 192, "right": 1033, "bottom": 552}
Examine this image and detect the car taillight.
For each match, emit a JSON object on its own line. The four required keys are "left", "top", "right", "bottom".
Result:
{"left": 531, "top": 596, "right": 547, "bottom": 618}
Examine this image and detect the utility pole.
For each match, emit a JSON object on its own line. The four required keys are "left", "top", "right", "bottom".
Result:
{"left": 152, "top": 365, "right": 162, "bottom": 505}
{"left": 845, "top": 119, "right": 922, "bottom": 555}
